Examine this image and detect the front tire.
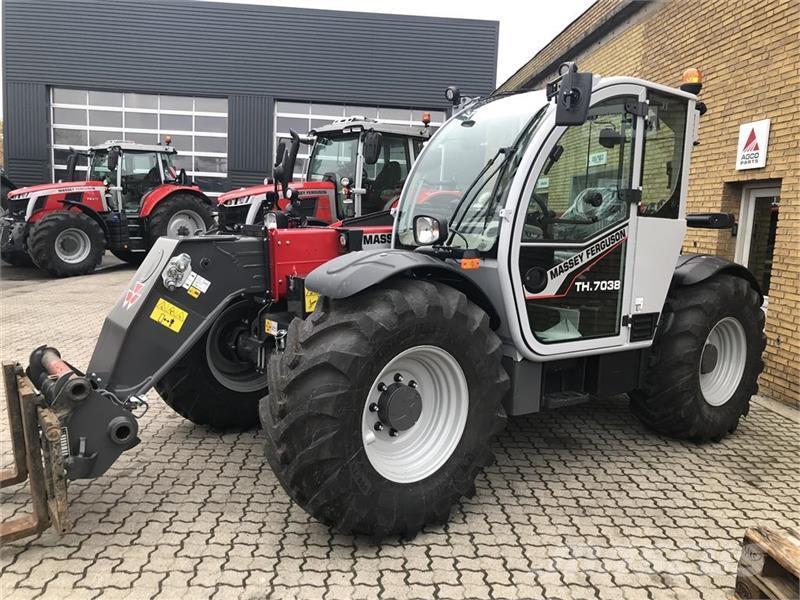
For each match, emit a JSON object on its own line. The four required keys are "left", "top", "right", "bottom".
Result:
{"left": 631, "top": 274, "right": 765, "bottom": 442}
{"left": 155, "top": 300, "right": 267, "bottom": 429}
{"left": 1, "top": 249, "right": 34, "bottom": 267}
{"left": 146, "top": 193, "right": 214, "bottom": 246}
{"left": 262, "top": 279, "right": 508, "bottom": 537}
{"left": 28, "top": 212, "right": 105, "bottom": 276}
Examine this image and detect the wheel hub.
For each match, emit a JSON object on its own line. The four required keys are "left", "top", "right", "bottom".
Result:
{"left": 699, "top": 316, "right": 747, "bottom": 407}
{"left": 376, "top": 381, "right": 422, "bottom": 432}
{"left": 700, "top": 344, "right": 718, "bottom": 374}
{"left": 362, "top": 345, "right": 469, "bottom": 484}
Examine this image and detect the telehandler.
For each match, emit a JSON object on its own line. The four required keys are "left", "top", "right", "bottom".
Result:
{"left": 1, "top": 66, "right": 764, "bottom": 541}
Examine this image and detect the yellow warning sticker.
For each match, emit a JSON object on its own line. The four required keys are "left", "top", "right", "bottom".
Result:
{"left": 304, "top": 288, "right": 320, "bottom": 313}
{"left": 150, "top": 298, "right": 188, "bottom": 333}
{"left": 187, "top": 286, "right": 201, "bottom": 298}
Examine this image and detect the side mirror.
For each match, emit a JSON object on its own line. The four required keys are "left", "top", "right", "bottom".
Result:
{"left": 547, "top": 62, "right": 593, "bottom": 126}
{"left": 107, "top": 147, "right": 121, "bottom": 172}
{"left": 274, "top": 141, "right": 286, "bottom": 168}
{"left": 362, "top": 130, "right": 383, "bottom": 165}
{"left": 598, "top": 127, "right": 624, "bottom": 149}
{"left": 273, "top": 130, "right": 300, "bottom": 195}
{"left": 177, "top": 168, "right": 188, "bottom": 185}
{"left": 65, "top": 151, "right": 78, "bottom": 182}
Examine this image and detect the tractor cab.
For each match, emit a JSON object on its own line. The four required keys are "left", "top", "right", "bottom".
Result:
{"left": 217, "top": 116, "right": 430, "bottom": 230}
{"left": 78, "top": 140, "right": 188, "bottom": 213}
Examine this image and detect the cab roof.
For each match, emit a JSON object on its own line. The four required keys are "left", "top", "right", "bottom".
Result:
{"left": 311, "top": 117, "right": 430, "bottom": 138}
{"left": 90, "top": 140, "right": 178, "bottom": 154}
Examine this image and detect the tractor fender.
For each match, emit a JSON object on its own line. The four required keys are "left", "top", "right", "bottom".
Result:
{"left": 139, "top": 185, "right": 212, "bottom": 217}
{"left": 305, "top": 248, "right": 501, "bottom": 328}
{"left": 672, "top": 253, "right": 763, "bottom": 303}
{"left": 61, "top": 199, "right": 111, "bottom": 238}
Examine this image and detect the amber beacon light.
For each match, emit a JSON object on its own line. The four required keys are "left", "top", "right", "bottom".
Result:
{"left": 680, "top": 68, "right": 703, "bottom": 94}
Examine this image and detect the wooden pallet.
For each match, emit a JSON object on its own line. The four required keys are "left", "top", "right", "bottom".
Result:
{"left": 735, "top": 527, "right": 800, "bottom": 599}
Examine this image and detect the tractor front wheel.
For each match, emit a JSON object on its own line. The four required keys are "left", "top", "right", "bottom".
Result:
{"left": 147, "top": 193, "right": 214, "bottom": 246}
{"left": 1, "top": 249, "right": 34, "bottom": 267}
{"left": 631, "top": 273, "right": 765, "bottom": 442}
{"left": 262, "top": 279, "right": 508, "bottom": 538}
{"left": 28, "top": 212, "right": 105, "bottom": 276}
{"left": 155, "top": 299, "right": 267, "bottom": 429}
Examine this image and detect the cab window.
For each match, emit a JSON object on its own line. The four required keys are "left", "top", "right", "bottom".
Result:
{"left": 524, "top": 97, "right": 636, "bottom": 244}
{"left": 363, "top": 134, "right": 411, "bottom": 213}
{"left": 639, "top": 92, "right": 688, "bottom": 218}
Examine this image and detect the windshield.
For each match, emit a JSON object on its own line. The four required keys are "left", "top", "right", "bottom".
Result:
{"left": 307, "top": 134, "right": 359, "bottom": 182}
{"left": 396, "top": 91, "right": 548, "bottom": 251}
{"left": 88, "top": 150, "right": 113, "bottom": 181}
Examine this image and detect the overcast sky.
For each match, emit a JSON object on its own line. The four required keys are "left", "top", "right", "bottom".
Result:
{"left": 0, "top": 0, "right": 595, "bottom": 117}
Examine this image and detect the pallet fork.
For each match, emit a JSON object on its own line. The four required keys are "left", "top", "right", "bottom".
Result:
{"left": 0, "top": 361, "right": 71, "bottom": 542}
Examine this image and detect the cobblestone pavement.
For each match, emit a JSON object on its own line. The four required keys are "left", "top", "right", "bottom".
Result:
{"left": 1, "top": 261, "right": 798, "bottom": 600}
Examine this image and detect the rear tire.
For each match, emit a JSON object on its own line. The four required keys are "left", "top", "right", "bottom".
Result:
{"left": 631, "top": 274, "right": 765, "bottom": 443}
{"left": 262, "top": 279, "right": 508, "bottom": 537}
{"left": 147, "top": 193, "right": 214, "bottom": 246}
{"left": 28, "top": 212, "right": 105, "bottom": 276}
{"left": 155, "top": 300, "right": 266, "bottom": 429}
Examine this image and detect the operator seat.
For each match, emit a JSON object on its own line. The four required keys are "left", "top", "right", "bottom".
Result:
{"left": 365, "top": 161, "right": 402, "bottom": 213}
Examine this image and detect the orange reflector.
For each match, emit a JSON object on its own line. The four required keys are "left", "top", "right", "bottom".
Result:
{"left": 460, "top": 257, "right": 481, "bottom": 270}
{"left": 421, "top": 112, "right": 432, "bottom": 125}
{"left": 682, "top": 67, "right": 703, "bottom": 85}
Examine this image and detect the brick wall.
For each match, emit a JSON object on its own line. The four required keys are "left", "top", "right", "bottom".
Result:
{"left": 505, "top": 0, "right": 800, "bottom": 406}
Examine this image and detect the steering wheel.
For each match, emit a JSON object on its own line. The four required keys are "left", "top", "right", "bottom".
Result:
{"left": 525, "top": 192, "right": 553, "bottom": 238}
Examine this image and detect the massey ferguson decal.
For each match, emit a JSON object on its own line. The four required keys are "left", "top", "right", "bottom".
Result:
{"left": 362, "top": 232, "right": 392, "bottom": 248}
{"left": 526, "top": 225, "right": 628, "bottom": 299}
{"left": 123, "top": 281, "right": 145, "bottom": 310}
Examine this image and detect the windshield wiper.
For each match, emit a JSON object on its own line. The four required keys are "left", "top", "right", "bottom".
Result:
{"left": 445, "top": 146, "right": 514, "bottom": 244}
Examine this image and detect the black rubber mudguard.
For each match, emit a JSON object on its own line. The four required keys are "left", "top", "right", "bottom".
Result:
{"left": 672, "top": 253, "right": 762, "bottom": 302}
{"left": 305, "top": 248, "right": 500, "bottom": 327}
{"left": 87, "top": 235, "right": 268, "bottom": 399}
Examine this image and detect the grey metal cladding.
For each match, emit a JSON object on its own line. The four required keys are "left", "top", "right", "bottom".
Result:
{"left": 3, "top": 0, "right": 498, "bottom": 185}
{"left": 4, "top": 83, "right": 49, "bottom": 160}
{"left": 229, "top": 95, "right": 272, "bottom": 173}
{"left": 4, "top": 0, "right": 499, "bottom": 105}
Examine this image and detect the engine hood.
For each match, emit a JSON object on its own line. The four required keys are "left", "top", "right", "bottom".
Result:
{"left": 218, "top": 180, "right": 334, "bottom": 205}
{"left": 8, "top": 180, "right": 106, "bottom": 198}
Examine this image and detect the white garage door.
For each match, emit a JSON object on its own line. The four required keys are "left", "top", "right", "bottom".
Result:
{"left": 275, "top": 101, "right": 446, "bottom": 179}
{"left": 50, "top": 88, "right": 228, "bottom": 195}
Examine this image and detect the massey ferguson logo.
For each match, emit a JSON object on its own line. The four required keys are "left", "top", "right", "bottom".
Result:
{"left": 362, "top": 233, "right": 392, "bottom": 247}
{"left": 123, "top": 281, "right": 144, "bottom": 309}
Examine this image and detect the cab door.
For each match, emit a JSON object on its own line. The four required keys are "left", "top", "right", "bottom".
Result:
{"left": 506, "top": 85, "right": 646, "bottom": 357}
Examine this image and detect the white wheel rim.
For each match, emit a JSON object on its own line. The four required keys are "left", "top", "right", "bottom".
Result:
{"left": 362, "top": 345, "right": 468, "bottom": 484}
{"left": 167, "top": 210, "right": 206, "bottom": 237}
{"left": 699, "top": 317, "right": 747, "bottom": 407}
{"left": 54, "top": 228, "right": 92, "bottom": 264}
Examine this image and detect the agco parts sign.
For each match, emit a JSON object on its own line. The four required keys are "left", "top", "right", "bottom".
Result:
{"left": 736, "top": 119, "right": 770, "bottom": 170}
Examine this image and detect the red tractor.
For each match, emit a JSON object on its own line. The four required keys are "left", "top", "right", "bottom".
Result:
{"left": 217, "top": 117, "right": 431, "bottom": 231}
{"left": 1, "top": 140, "right": 215, "bottom": 276}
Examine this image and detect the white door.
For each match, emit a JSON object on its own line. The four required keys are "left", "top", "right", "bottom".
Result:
{"left": 736, "top": 185, "right": 780, "bottom": 306}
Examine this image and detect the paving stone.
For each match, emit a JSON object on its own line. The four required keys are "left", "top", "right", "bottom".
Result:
{"left": 1, "top": 264, "right": 798, "bottom": 599}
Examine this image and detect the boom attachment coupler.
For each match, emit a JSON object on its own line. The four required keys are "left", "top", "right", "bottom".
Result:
{"left": 0, "top": 346, "right": 141, "bottom": 541}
